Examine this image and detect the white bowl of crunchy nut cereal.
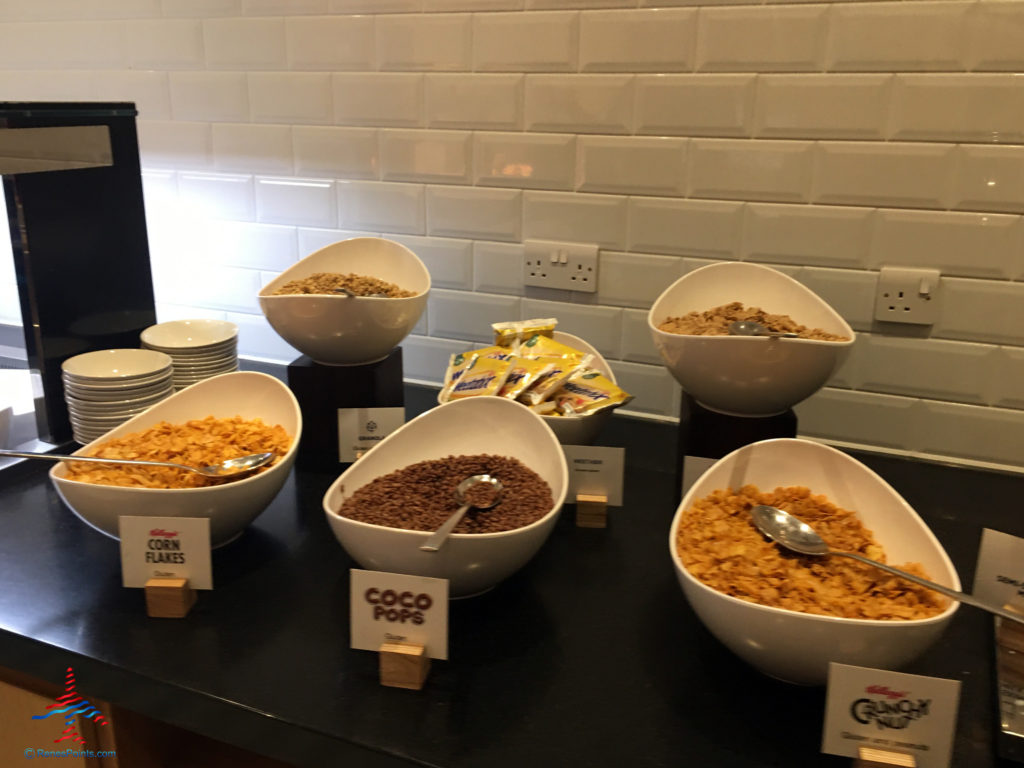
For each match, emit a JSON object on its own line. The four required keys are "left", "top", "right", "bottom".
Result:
{"left": 648, "top": 261, "right": 854, "bottom": 417}
{"left": 259, "top": 237, "right": 430, "bottom": 366}
{"left": 50, "top": 371, "right": 301, "bottom": 548}
{"left": 669, "top": 437, "right": 959, "bottom": 686}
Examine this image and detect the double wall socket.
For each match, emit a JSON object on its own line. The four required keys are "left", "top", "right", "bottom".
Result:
{"left": 523, "top": 240, "right": 598, "bottom": 293}
{"left": 873, "top": 266, "right": 941, "bottom": 325}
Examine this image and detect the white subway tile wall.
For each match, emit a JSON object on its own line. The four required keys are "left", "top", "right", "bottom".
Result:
{"left": 2, "top": 1, "right": 1024, "bottom": 471}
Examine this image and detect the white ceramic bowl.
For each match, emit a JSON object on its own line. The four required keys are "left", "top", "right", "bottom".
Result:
{"left": 669, "top": 438, "right": 960, "bottom": 686}
{"left": 648, "top": 262, "right": 854, "bottom": 416}
{"left": 323, "top": 397, "right": 568, "bottom": 598}
{"left": 62, "top": 349, "right": 173, "bottom": 381}
{"left": 259, "top": 237, "right": 430, "bottom": 366}
{"left": 141, "top": 318, "right": 237, "bottom": 351}
{"left": 51, "top": 372, "right": 302, "bottom": 548}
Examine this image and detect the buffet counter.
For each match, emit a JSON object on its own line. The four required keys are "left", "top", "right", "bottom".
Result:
{"left": 1, "top": 379, "right": 1021, "bottom": 767}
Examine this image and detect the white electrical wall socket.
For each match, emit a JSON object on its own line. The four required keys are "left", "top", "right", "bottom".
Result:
{"left": 873, "top": 266, "right": 941, "bottom": 325}
{"left": 523, "top": 240, "right": 598, "bottom": 293}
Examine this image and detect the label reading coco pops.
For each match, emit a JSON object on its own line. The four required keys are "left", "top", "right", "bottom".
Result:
{"left": 350, "top": 569, "right": 449, "bottom": 660}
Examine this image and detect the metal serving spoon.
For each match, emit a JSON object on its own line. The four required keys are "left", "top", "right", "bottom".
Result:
{"left": 419, "top": 474, "right": 504, "bottom": 553}
{"left": 0, "top": 448, "right": 276, "bottom": 479}
{"left": 331, "top": 287, "right": 387, "bottom": 298}
{"left": 750, "top": 504, "right": 1024, "bottom": 625}
{"left": 728, "top": 320, "right": 799, "bottom": 338}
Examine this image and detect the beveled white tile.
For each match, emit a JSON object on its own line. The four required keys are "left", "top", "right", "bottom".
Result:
{"left": 178, "top": 172, "right": 255, "bottom": 221}
{"left": 474, "top": 133, "right": 575, "bottom": 190}
{"left": 577, "top": 136, "right": 687, "bottom": 196}
{"left": 248, "top": 72, "right": 331, "bottom": 125}
{"left": 137, "top": 119, "right": 213, "bottom": 169}
{"left": 797, "top": 267, "right": 876, "bottom": 333}
{"left": 227, "top": 310, "right": 300, "bottom": 363}
{"left": 827, "top": 1, "right": 970, "bottom": 73}
{"left": 255, "top": 177, "right": 335, "bottom": 228}
{"left": 871, "top": 209, "right": 1023, "bottom": 279}
{"left": 794, "top": 388, "right": 921, "bottom": 451}
{"left": 620, "top": 309, "right": 663, "bottom": 366}
{"left": 696, "top": 5, "right": 828, "bottom": 73}
{"left": 330, "top": 0, "right": 420, "bottom": 11}
{"left": 333, "top": 73, "right": 424, "bottom": 128}
{"left": 521, "top": 298, "right": 623, "bottom": 360}
{"left": 916, "top": 401, "right": 1024, "bottom": 468}
{"left": 155, "top": 304, "right": 227, "bottom": 324}
{"left": 244, "top": 0, "right": 327, "bottom": 15}
{"left": 968, "top": 1, "right": 1024, "bottom": 71}
{"left": 814, "top": 142, "right": 955, "bottom": 210}
{"left": 286, "top": 15, "right": 374, "bottom": 71}
{"left": 523, "top": 190, "right": 627, "bottom": 249}
{"left": 426, "top": 74, "right": 523, "bottom": 130}
{"left": 628, "top": 197, "right": 742, "bottom": 258}
{"left": 689, "top": 138, "right": 813, "bottom": 203}
{"left": 857, "top": 335, "right": 996, "bottom": 405}
{"left": 428, "top": 289, "right": 521, "bottom": 343}
{"left": 597, "top": 251, "right": 684, "bottom": 309}
{"left": 203, "top": 17, "right": 285, "bottom": 70}
{"left": 934, "top": 276, "right": 1024, "bottom": 346}
{"left": 92, "top": 70, "right": 172, "bottom": 121}
{"left": 754, "top": 74, "right": 891, "bottom": 140}
{"left": 124, "top": 19, "right": 204, "bottom": 69}
{"left": 293, "top": 126, "right": 378, "bottom": 180}
{"left": 390, "top": 235, "right": 473, "bottom": 290}
{"left": 162, "top": 0, "right": 241, "bottom": 18}
{"left": 890, "top": 74, "right": 1024, "bottom": 143}
{"left": 377, "top": 13, "right": 471, "bottom": 71}
{"left": 298, "top": 227, "right": 379, "bottom": 256}
{"left": 158, "top": 265, "right": 263, "bottom": 314}
{"left": 380, "top": 130, "right": 472, "bottom": 184}
{"left": 399, "top": 335, "right": 476, "bottom": 385}
{"left": 170, "top": 72, "right": 248, "bottom": 123}
{"left": 607, "top": 360, "right": 680, "bottom": 417}
{"left": 950, "top": 145, "right": 1024, "bottom": 215}
{"left": 525, "top": 74, "right": 634, "bottom": 135}
{"left": 992, "top": 347, "right": 1024, "bottom": 410}
{"left": 580, "top": 8, "right": 696, "bottom": 73}
{"left": 338, "top": 180, "right": 425, "bottom": 235}
{"left": 0, "top": 21, "right": 126, "bottom": 68}
{"left": 212, "top": 123, "right": 293, "bottom": 174}
{"left": 426, "top": 186, "right": 521, "bottom": 241}
{"left": 473, "top": 241, "right": 525, "bottom": 295}
{"left": 635, "top": 74, "right": 755, "bottom": 138}
{"left": 207, "top": 221, "right": 298, "bottom": 272}
{"left": 742, "top": 203, "right": 872, "bottom": 270}
{"left": 527, "top": 0, "right": 631, "bottom": 7}
{"left": 0, "top": 70, "right": 93, "bottom": 101}
{"left": 473, "top": 11, "right": 577, "bottom": 72}
{"left": 425, "top": 0, "right": 521, "bottom": 9}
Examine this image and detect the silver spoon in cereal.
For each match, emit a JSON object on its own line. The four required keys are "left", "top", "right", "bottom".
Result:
{"left": 751, "top": 504, "right": 1024, "bottom": 624}
{"left": 0, "top": 449, "right": 276, "bottom": 479}
{"left": 728, "top": 320, "right": 799, "bottom": 338}
{"left": 419, "top": 474, "right": 503, "bottom": 553}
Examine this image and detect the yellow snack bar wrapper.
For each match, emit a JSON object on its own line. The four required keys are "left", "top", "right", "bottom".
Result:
{"left": 518, "top": 353, "right": 593, "bottom": 406}
{"left": 518, "top": 333, "right": 584, "bottom": 361}
{"left": 498, "top": 357, "right": 555, "bottom": 400}
{"left": 438, "top": 350, "right": 478, "bottom": 402}
{"left": 474, "top": 344, "right": 518, "bottom": 362}
{"left": 553, "top": 368, "right": 634, "bottom": 416}
{"left": 492, "top": 318, "right": 558, "bottom": 346}
{"left": 447, "top": 356, "right": 513, "bottom": 400}
{"left": 529, "top": 401, "right": 557, "bottom": 415}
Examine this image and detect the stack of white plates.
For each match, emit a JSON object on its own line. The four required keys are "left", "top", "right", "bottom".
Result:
{"left": 140, "top": 319, "right": 239, "bottom": 391}
{"left": 61, "top": 349, "right": 175, "bottom": 444}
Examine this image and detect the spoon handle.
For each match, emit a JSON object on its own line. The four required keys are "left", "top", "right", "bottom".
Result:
{"left": 419, "top": 503, "right": 471, "bottom": 552}
{"left": 0, "top": 449, "right": 191, "bottom": 473}
{"left": 835, "top": 550, "right": 1024, "bottom": 625}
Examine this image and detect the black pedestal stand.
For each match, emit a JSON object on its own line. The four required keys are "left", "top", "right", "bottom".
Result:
{"left": 674, "top": 392, "right": 797, "bottom": 506}
{"left": 287, "top": 348, "right": 405, "bottom": 472}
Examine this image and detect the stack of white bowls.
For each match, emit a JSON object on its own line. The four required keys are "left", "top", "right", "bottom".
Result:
{"left": 62, "top": 349, "right": 175, "bottom": 444}
{"left": 140, "top": 319, "right": 239, "bottom": 391}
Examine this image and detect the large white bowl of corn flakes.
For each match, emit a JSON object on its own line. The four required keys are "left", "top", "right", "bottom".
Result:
{"left": 50, "top": 371, "right": 301, "bottom": 548}
{"left": 669, "top": 437, "right": 959, "bottom": 685}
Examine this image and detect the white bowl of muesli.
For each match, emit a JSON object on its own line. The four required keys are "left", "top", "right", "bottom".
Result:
{"left": 648, "top": 261, "right": 854, "bottom": 416}
{"left": 259, "top": 237, "right": 430, "bottom": 366}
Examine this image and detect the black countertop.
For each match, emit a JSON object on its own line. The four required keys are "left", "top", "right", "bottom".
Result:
{"left": 1, "top": 381, "right": 1022, "bottom": 767}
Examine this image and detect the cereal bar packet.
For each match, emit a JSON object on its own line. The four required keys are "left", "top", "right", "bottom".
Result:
{"left": 518, "top": 353, "right": 593, "bottom": 406}
{"left": 518, "top": 333, "right": 584, "bottom": 361}
{"left": 497, "top": 357, "right": 556, "bottom": 400}
{"left": 439, "top": 351, "right": 478, "bottom": 402}
{"left": 492, "top": 318, "right": 558, "bottom": 346}
{"left": 447, "top": 356, "right": 513, "bottom": 400}
{"left": 552, "top": 369, "right": 633, "bottom": 416}
{"left": 474, "top": 344, "right": 518, "bottom": 362}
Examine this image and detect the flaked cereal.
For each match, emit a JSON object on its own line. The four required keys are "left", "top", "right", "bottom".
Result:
{"left": 658, "top": 301, "right": 849, "bottom": 341}
{"left": 272, "top": 272, "right": 415, "bottom": 298}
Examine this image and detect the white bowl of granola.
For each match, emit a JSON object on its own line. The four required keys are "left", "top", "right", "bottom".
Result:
{"left": 259, "top": 237, "right": 430, "bottom": 366}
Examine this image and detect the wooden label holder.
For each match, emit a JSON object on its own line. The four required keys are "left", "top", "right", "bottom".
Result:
{"left": 379, "top": 642, "right": 430, "bottom": 690}
{"left": 145, "top": 577, "right": 196, "bottom": 619}
{"left": 855, "top": 746, "right": 916, "bottom": 767}
{"left": 575, "top": 493, "right": 607, "bottom": 528}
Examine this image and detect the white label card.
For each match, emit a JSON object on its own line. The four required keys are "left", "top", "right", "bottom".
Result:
{"left": 118, "top": 516, "right": 213, "bottom": 590}
{"left": 337, "top": 407, "right": 405, "bottom": 463}
{"left": 822, "top": 663, "right": 960, "bottom": 768}
{"left": 350, "top": 569, "right": 449, "bottom": 660}
{"left": 562, "top": 445, "right": 625, "bottom": 506}
{"left": 972, "top": 528, "right": 1024, "bottom": 611}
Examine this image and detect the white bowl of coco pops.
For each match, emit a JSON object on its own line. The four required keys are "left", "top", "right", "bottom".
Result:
{"left": 323, "top": 396, "right": 569, "bottom": 598}
{"left": 669, "top": 438, "right": 960, "bottom": 686}
{"left": 648, "top": 261, "right": 854, "bottom": 417}
{"left": 258, "top": 237, "right": 430, "bottom": 366}
{"left": 435, "top": 318, "right": 633, "bottom": 446}
{"left": 50, "top": 372, "right": 301, "bottom": 548}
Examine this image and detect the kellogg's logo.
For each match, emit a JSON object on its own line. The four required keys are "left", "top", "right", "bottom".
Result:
{"left": 850, "top": 684, "right": 931, "bottom": 730}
